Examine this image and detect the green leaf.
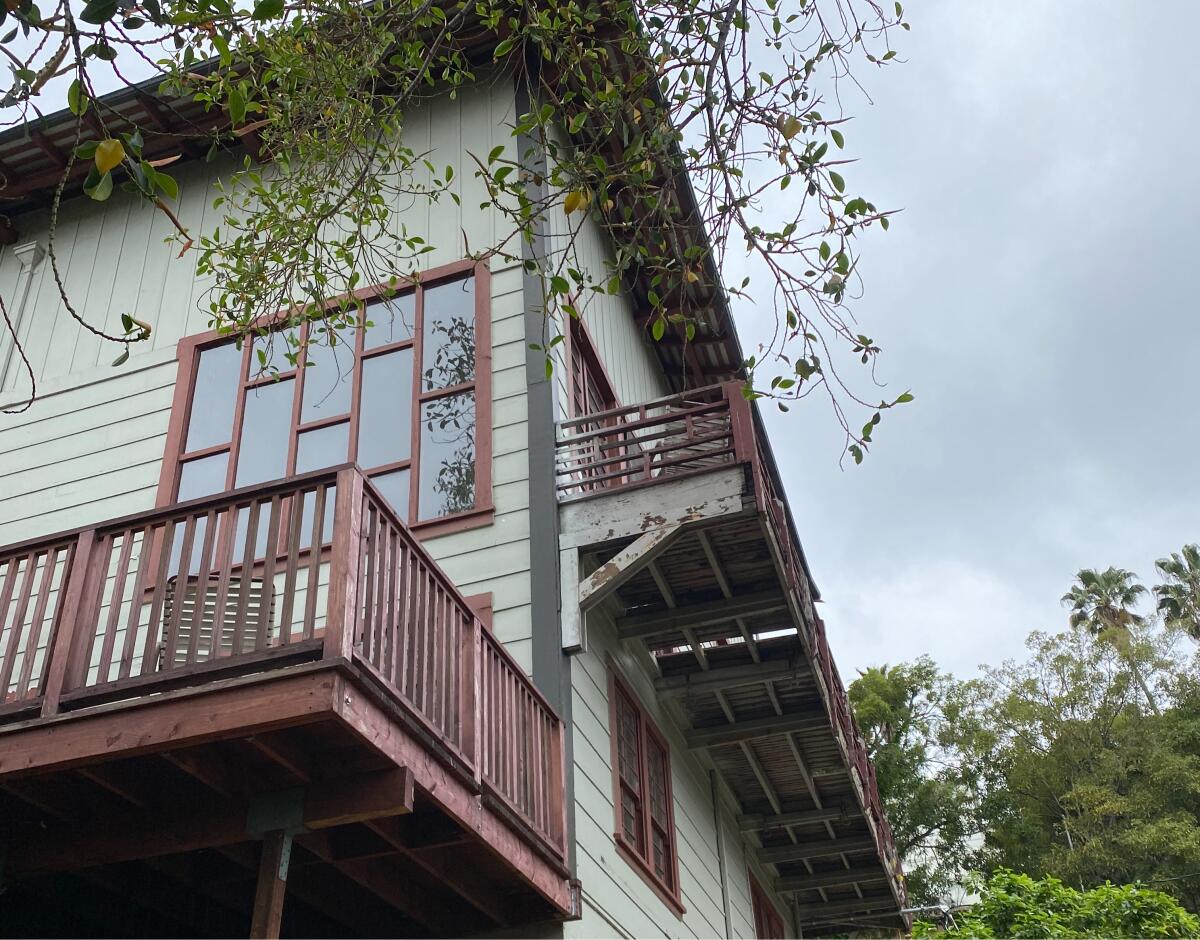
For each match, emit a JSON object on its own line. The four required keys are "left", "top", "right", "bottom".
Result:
{"left": 112, "top": 347, "right": 130, "bottom": 367}
{"left": 79, "top": 0, "right": 118, "bottom": 25}
{"left": 84, "top": 170, "right": 114, "bottom": 202}
{"left": 831, "top": 128, "right": 844, "bottom": 149}
{"left": 155, "top": 171, "right": 179, "bottom": 200}
{"left": 895, "top": 391, "right": 914, "bottom": 404}
{"left": 251, "top": 0, "right": 284, "bottom": 20}
{"left": 651, "top": 318, "right": 666, "bottom": 341}
{"left": 493, "top": 36, "right": 516, "bottom": 59}
{"left": 568, "top": 112, "right": 587, "bottom": 134}
{"left": 67, "top": 78, "right": 87, "bottom": 116}
{"left": 487, "top": 145, "right": 504, "bottom": 164}
{"left": 228, "top": 88, "right": 247, "bottom": 127}
{"left": 819, "top": 241, "right": 831, "bottom": 261}
{"left": 829, "top": 171, "right": 845, "bottom": 193}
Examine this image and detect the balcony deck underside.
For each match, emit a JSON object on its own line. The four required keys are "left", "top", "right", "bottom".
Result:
{"left": 563, "top": 468, "right": 906, "bottom": 934}
{"left": 0, "top": 657, "right": 572, "bottom": 938}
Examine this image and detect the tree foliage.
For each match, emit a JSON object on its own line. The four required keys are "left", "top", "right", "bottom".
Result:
{"left": 913, "top": 870, "right": 1200, "bottom": 939}
{"left": 848, "top": 656, "right": 979, "bottom": 905}
{"left": 852, "top": 556, "right": 1200, "bottom": 917}
{"left": 1, "top": 0, "right": 913, "bottom": 452}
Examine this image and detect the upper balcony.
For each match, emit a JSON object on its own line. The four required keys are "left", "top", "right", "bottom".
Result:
{"left": 0, "top": 465, "right": 573, "bottom": 937}
{"left": 555, "top": 383, "right": 908, "bottom": 934}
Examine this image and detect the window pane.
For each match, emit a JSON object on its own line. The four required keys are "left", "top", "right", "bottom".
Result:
{"left": 421, "top": 277, "right": 475, "bottom": 391}
{"left": 357, "top": 348, "right": 413, "bottom": 469}
{"left": 299, "top": 338, "right": 354, "bottom": 423}
{"left": 249, "top": 328, "right": 301, "bottom": 379}
{"left": 365, "top": 293, "right": 415, "bottom": 349}
{"left": 295, "top": 422, "right": 350, "bottom": 474}
{"left": 418, "top": 392, "right": 475, "bottom": 518}
{"left": 178, "top": 452, "right": 229, "bottom": 502}
{"left": 370, "top": 469, "right": 409, "bottom": 522}
{"left": 236, "top": 379, "right": 294, "bottom": 487}
{"left": 185, "top": 343, "right": 241, "bottom": 451}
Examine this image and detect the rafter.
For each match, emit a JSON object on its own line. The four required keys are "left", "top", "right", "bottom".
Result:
{"left": 686, "top": 711, "right": 826, "bottom": 749}
{"left": 757, "top": 836, "right": 876, "bottom": 865}
{"left": 617, "top": 588, "right": 788, "bottom": 640}
{"left": 739, "top": 805, "right": 861, "bottom": 832}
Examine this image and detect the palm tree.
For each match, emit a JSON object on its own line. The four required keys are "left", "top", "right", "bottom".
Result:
{"left": 1154, "top": 544, "right": 1200, "bottom": 641}
{"left": 1061, "top": 567, "right": 1158, "bottom": 714}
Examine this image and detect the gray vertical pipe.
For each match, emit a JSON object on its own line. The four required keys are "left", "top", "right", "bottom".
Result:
{"left": 711, "top": 769, "right": 733, "bottom": 938}
{"left": 515, "top": 68, "right": 577, "bottom": 877}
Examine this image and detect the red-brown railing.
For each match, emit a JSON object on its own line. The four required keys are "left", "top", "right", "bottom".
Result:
{"left": 480, "top": 629, "right": 567, "bottom": 856}
{"left": 554, "top": 382, "right": 905, "bottom": 900}
{"left": 0, "top": 465, "right": 566, "bottom": 863}
{"left": 555, "top": 384, "right": 738, "bottom": 498}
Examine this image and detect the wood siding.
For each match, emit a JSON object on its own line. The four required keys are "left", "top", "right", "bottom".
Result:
{"left": 567, "top": 607, "right": 794, "bottom": 939}
{"left": 0, "top": 79, "right": 540, "bottom": 666}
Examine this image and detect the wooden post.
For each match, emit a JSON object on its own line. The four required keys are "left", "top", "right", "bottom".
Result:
{"left": 324, "top": 467, "right": 365, "bottom": 662}
{"left": 250, "top": 829, "right": 292, "bottom": 939}
{"left": 40, "top": 529, "right": 97, "bottom": 717}
{"left": 724, "top": 381, "right": 757, "bottom": 466}
{"left": 461, "top": 615, "right": 482, "bottom": 784}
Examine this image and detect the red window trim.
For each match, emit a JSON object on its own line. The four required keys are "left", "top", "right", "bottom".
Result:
{"left": 563, "top": 311, "right": 620, "bottom": 419}
{"left": 157, "top": 258, "right": 493, "bottom": 540}
{"left": 607, "top": 658, "right": 685, "bottom": 917}
{"left": 749, "top": 870, "right": 787, "bottom": 939}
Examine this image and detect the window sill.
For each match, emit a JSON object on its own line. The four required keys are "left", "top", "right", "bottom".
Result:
{"left": 409, "top": 504, "right": 495, "bottom": 540}
{"left": 613, "top": 835, "right": 686, "bottom": 919}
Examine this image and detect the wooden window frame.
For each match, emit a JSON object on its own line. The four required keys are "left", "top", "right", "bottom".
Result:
{"left": 157, "top": 258, "right": 493, "bottom": 540}
{"left": 607, "top": 659, "right": 685, "bottom": 917}
{"left": 749, "top": 870, "right": 787, "bottom": 939}
{"left": 563, "top": 312, "right": 619, "bottom": 419}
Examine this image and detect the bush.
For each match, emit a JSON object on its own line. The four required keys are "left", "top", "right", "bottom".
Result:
{"left": 913, "top": 869, "right": 1200, "bottom": 939}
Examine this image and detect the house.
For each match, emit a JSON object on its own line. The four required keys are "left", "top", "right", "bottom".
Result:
{"left": 0, "top": 46, "right": 907, "bottom": 939}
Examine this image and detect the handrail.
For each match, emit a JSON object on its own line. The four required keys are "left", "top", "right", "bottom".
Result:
{"left": 0, "top": 466, "right": 568, "bottom": 862}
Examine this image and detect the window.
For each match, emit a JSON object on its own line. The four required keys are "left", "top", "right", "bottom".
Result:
{"left": 159, "top": 260, "right": 492, "bottom": 536}
{"left": 750, "top": 873, "right": 786, "bottom": 939}
{"left": 608, "top": 663, "right": 683, "bottom": 914}
{"left": 566, "top": 315, "right": 618, "bottom": 419}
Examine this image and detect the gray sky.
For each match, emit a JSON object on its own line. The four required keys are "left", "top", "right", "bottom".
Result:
{"left": 756, "top": 1, "right": 1200, "bottom": 678}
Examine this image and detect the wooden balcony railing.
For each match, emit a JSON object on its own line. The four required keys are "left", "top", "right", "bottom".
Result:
{"left": 554, "top": 382, "right": 904, "bottom": 899}
{"left": 0, "top": 465, "right": 566, "bottom": 863}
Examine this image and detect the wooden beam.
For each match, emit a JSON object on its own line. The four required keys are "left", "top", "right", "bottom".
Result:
{"left": 8, "top": 768, "right": 413, "bottom": 875}
{"left": 794, "top": 895, "right": 899, "bottom": 921}
{"left": 655, "top": 658, "right": 801, "bottom": 697}
{"left": 0, "top": 668, "right": 337, "bottom": 779}
{"left": 776, "top": 867, "right": 888, "bottom": 893}
{"left": 579, "top": 524, "right": 682, "bottom": 611}
{"left": 617, "top": 589, "right": 788, "bottom": 640}
{"left": 757, "top": 836, "right": 876, "bottom": 865}
{"left": 739, "top": 805, "right": 861, "bottom": 832}
{"left": 687, "top": 711, "right": 827, "bottom": 749}
{"left": 251, "top": 829, "right": 292, "bottom": 938}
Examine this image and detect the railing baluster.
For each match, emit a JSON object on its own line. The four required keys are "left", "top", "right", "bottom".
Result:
{"left": 119, "top": 524, "right": 154, "bottom": 679}
{"left": 230, "top": 500, "right": 262, "bottom": 657}
{"left": 0, "top": 551, "right": 38, "bottom": 700}
{"left": 40, "top": 530, "right": 95, "bottom": 716}
{"left": 302, "top": 485, "right": 327, "bottom": 641}
{"left": 16, "top": 548, "right": 59, "bottom": 700}
{"left": 257, "top": 496, "right": 282, "bottom": 651}
{"left": 206, "top": 507, "right": 238, "bottom": 660}
{"left": 278, "top": 493, "right": 305, "bottom": 645}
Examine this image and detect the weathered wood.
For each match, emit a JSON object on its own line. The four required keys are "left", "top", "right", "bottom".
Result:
{"left": 655, "top": 658, "right": 800, "bottom": 697}
{"left": 756, "top": 836, "right": 876, "bottom": 865}
{"left": 776, "top": 866, "right": 888, "bottom": 893}
{"left": 558, "top": 464, "right": 750, "bottom": 550}
{"left": 559, "top": 546, "right": 583, "bottom": 652}
{"left": 617, "top": 588, "right": 788, "bottom": 640}
{"left": 325, "top": 468, "right": 365, "bottom": 661}
{"left": 578, "top": 524, "right": 682, "bottom": 611}
{"left": 738, "top": 804, "right": 861, "bottom": 831}
{"left": 250, "top": 829, "right": 292, "bottom": 939}
{"left": 686, "top": 710, "right": 827, "bottom": 749}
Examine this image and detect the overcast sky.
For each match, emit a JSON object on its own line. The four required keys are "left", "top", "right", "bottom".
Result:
{"left": 753, "top": 1, "right": 1200, "bottom": 679}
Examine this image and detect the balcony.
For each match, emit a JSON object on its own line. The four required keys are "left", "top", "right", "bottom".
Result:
{"left": 556, "top": 384, "right": 908, "bottom": 934}
{"left": 0, "top": 466, "right": 573, "bottom": 937}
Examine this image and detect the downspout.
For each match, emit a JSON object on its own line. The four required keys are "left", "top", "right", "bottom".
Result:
{"left": 710, "top": 769, "right": 732, "bottom": 939}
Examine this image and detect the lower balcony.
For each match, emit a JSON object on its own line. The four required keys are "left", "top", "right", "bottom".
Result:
{"left": 0, "top": 466, "right": 574, "bottom": 937}
{"left": 556, "top": 384, "right": 908, "bottom": 934}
